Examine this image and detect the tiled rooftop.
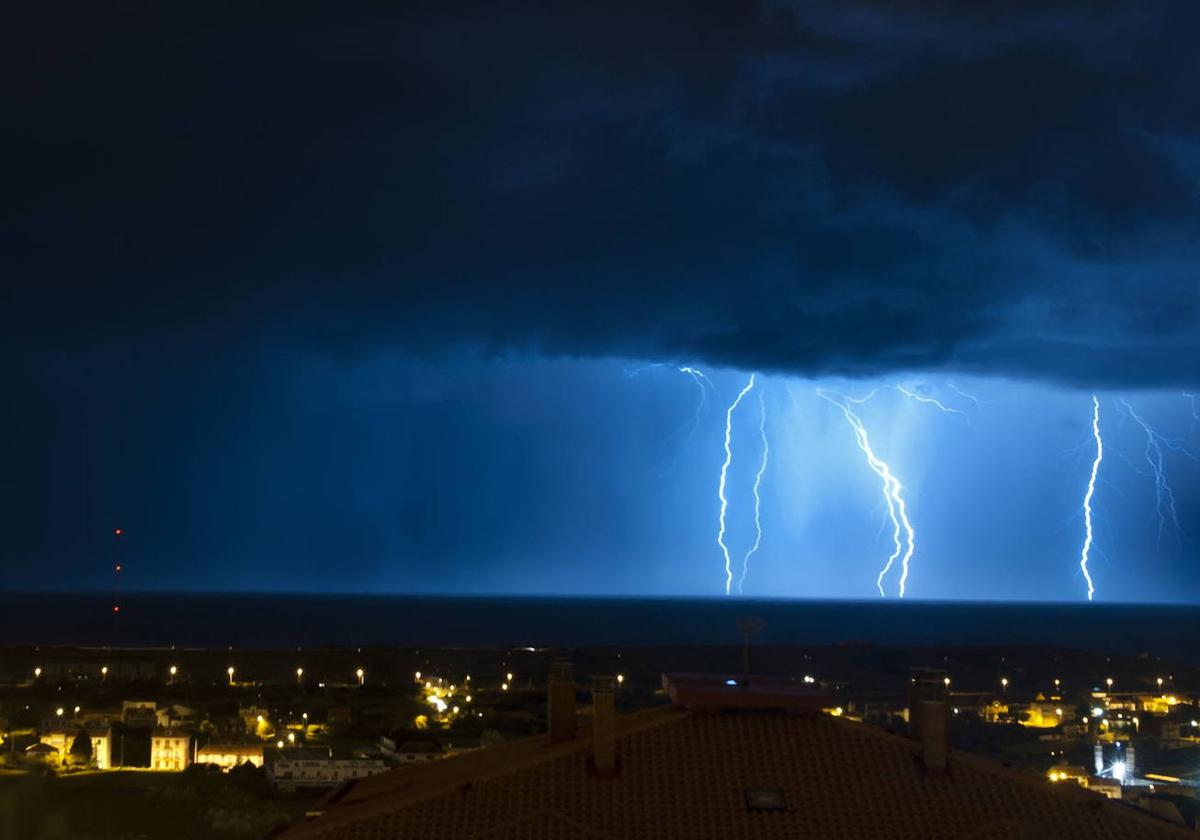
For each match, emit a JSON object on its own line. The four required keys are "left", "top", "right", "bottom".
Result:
{"left": 281, "top": 701, "right": 1188, "bottom": 839}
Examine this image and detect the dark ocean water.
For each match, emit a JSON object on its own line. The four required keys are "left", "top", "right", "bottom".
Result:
{"left": 1, "top": 593, "right": 1198, "bottom": 659}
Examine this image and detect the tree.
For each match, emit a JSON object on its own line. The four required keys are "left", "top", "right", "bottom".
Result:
{"left": 68, "top": 729, "right": 93, "bottom": 766}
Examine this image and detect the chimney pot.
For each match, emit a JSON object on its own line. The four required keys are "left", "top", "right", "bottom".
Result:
{"left": 547, "top": 659, "right": 576, "bottom": 744}
{"left": 908, "top": 669, "right": 949, "bottom": 773}
{"left": 592, "top": 675, "right": 616, "bottom": 773}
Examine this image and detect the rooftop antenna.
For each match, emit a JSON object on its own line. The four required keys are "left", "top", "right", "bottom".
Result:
{"left": 737, "top": 615, "right": 765, "bottom": 675}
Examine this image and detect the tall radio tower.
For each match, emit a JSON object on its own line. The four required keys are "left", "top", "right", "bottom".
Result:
{"left": 112, "top": 527, "right": 124, "bottom": 634}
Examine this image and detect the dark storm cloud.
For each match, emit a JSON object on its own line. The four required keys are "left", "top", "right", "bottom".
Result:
{"left": 5, "top": 0, "right": 1199, "bottom": 386}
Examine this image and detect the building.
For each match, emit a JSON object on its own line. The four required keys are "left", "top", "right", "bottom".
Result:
{"left": 39, "top": 726, "right": 113, "bottom": 769}
{"left": 196, "top": 742, "right": 264, "bottom": 770}
{"left": 1024, "top": 696, "right": 1071, "bottom": 728}
{"left": 279, "top": 665, "right": 1192, "bottom": 839}
{"left": 150, "top": 729, "right": 192, "bottom": 771}
{"left": 379, "top": 736, "right": 443, "bottom": 764}
{"left": 122, "top": 701, "right": 158, "bottom": 729}
{"left": 265, "top": 747, "right": 388, "bottom": 792}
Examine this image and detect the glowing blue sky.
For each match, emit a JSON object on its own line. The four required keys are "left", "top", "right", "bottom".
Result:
{"left": 6, "top": 353, "right": 1195, "bottom": 601}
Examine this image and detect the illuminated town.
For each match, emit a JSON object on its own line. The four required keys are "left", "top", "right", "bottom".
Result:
{"left": 2, "top": 640, "right": 1199, "bottom": 835}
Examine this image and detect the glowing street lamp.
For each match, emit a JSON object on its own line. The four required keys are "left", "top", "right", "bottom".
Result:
{"left": 1106, "top": 677, "right": 1114, "bottom": 692}
{"left": 33, "top": 667, "right": 41, "bottom": 680}
{"left": 616, "top": 674, "right": 625, "bottom": 686}
{"left": 101, "top": 666, "right": 108, "bottom": 679}
{"left": 501, "top": 683, "right": 509, "bottom": 691}
{"left": 1054, "top": 678, "right": 1061, "bottom": 689}
{"left": 1000, "top": 677, "right": 1008, "bottom": 692}
{"left": 168, "top": 665, "right": 178, "bottom": 681}
{"left": 287, "top": 732, "right": 296, "bottom": 744}
{"left": 55, "top": 708, "right": 63, "bottom": 718}
{"left": 296, "top": 667, "right": 304, "bottom": 685}
{"left": 356, "top": 668, "right": 365, "bottom": 686}
{"left": 227, "top": 666, "right": 235, "bottom": 685}
{"left": 414, "top": 671, "right": 421, "bottom": 681}
{"left": 1157, "top": 677, "right": 1164, "bottom": 691}
{"left": 943, "top": 676, "right": 951, "bottom": 687}
{"left": 506, "top": 672, "right": 514, "bottom": 682}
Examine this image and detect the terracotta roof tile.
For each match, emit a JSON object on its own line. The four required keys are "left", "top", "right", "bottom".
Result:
{"left": 282, "top": 707, "right": 1188, "bottom": 839}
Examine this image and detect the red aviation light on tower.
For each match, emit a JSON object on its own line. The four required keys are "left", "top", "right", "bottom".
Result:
{"left": 114, "top": 528, "right": 123, "bottom": 537}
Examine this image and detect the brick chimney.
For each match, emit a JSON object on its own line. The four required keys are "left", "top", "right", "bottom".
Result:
{"left": 591, "top": 675, "right": 616, "bottom": 773}
{"left": 547, "top": 659, "right": 576, "bottom": 744}
{"left": 908, "top": 669, "right": 949, "bottom": 774}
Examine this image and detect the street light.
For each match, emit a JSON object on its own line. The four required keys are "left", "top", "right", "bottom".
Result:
{"left": 55, "top": 708, "right": 63, "bottom": 717}
{"left": 1106, "top": 677, "right": 1114, "bottom": 692}
{"left": 33, "top": 667, "right": 41, "bottom": 680}
{"left": 1001, "top": 677, "right": 1009, "bottom": 692}
{"left": 296, "top": 667, "right": 304, "bottom": 685}
{"left": 616, "top": 674, "right": 625, "bottom": 686}
{"left": 356, "top": 668, "right": 364, "bottom": 686}
{"left": 943, "top": 676, "right": 951, "bottom": 687}
{"left": 100, "top": 666, "right": 108, "bottom": 679}
{"left": 169, "top": 665, "right": 177, "bottom": 680}
{"left": 1157, "top": 677, "right": 1164, "bottom": 691}
{"left": 227, "top": 666, "right": 235, "bottom": 685}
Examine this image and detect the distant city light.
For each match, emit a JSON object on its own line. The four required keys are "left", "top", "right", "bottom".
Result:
{"left": 55, "top": 708, "right": 63, "bottom": 717}
{"left": 501, "top": 683, "right": 509, "bottom": 691}
{"left": 943, "top": 676, "right": 951, "bottom": 687}
{"left": 724, "top": 679, "right": 738, "bottom": 686}
{"left": 276, "top": 740, "right": 284, "bottom": 748}
{"left": 803, "top": 675, "right": 815, "bottom": 684}
{"left": 1106, "top": 677, "right": 1113, "bottom": 690}
{"left": 1092, "top": 707, "right": 1104, "bottom": 717}
{"left": 506, "top": 672, "right": 513, "bottom": 682}
{"left": 414, "top": 671, "right": 421, "bottom": 680}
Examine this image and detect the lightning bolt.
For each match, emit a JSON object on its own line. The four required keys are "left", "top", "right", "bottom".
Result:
{"left": 945, "top": 382, "right": 983, "bottom": 407}
{"left": 1116, "top": 398, "right": 1194, "bottom": 548}
{"left": 1078, "top": 395, "right": 1102, "bottom": 602}
{"left": 738, "top": 390, "right": 769, "bottom": 595}
{"left": 1185, "top": 392, "right": 1199, "bottom": 433}
{"left": 819, "top": 390, "right": 915, "bottom": 598}
{"left": 679, "top": 366, "right": 715, "bottom": 436}
{"left": 718, "top": 374, "right": 757, "bottom": 596}
{"left": 895, "top": 384, "right": 968, "bottom": 419}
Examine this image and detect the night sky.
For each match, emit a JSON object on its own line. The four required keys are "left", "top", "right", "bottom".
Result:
{"left": 4, "top": 1, "right": 1199, "bottom": 601}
